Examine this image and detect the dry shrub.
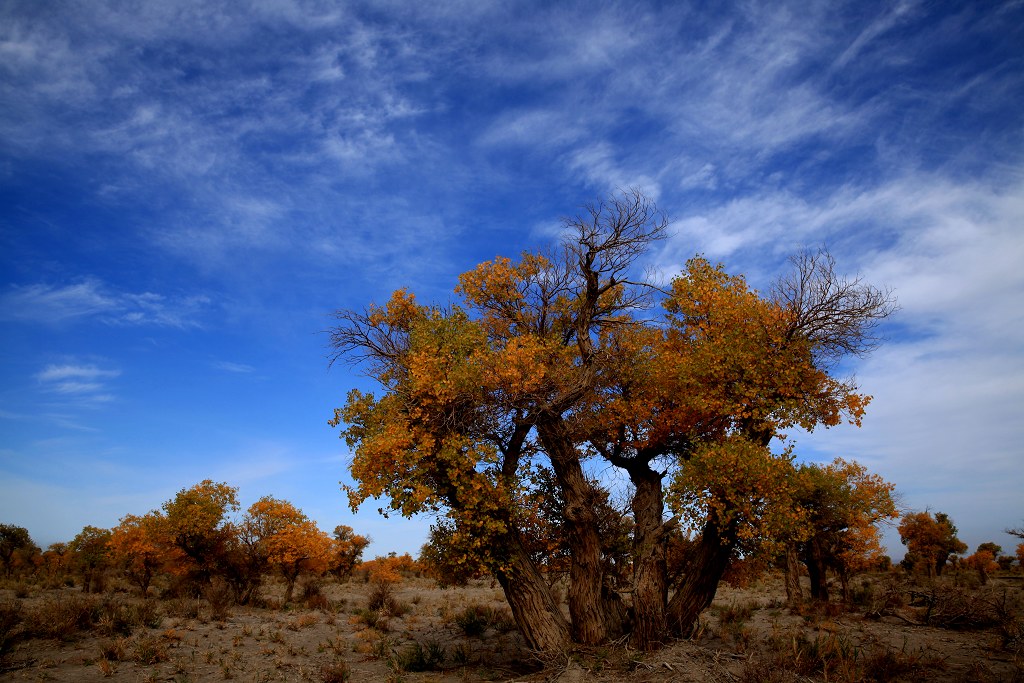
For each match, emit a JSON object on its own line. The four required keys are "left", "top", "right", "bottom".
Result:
{"left": 451, "top": 603, "right": 515, "bottom": 637}
{"left": 0, "top": 600, "right": 23, "bottom": 659}
{"left": 860, "top": 644, "right": 946, "bottom": 682}
{"left": 287, "top": 613, "right": 318, "bottom": 631}
{"left": 350, "top": 608, "right": 384, "bottom": 630}
{"left": 131, "top": 634, "right": 169, "bottom": 664}
{"left": 319, "top": 659, "right": 351, "bottom": 682}
{"left": 393, "top": 639, "right": 446, "bottom": 672}
{"left": 98, "top": 636, "right": 130, "bottom": 661}
{"left": 745, "top": 629, "right": 946, "bottom": 683}
{"left": 911, "top": 584, "right": 1006, "bottom": 629}
{"left": 96, "top": 657, "right": 115, "bottom": 677}
{"left": 303, "top": 579, "right": 331, "bottom": 610}
{"left": 204, "top": 578, "right": 233, "bottom": 621}
{"left": 96, "top": 598, "right": 138, "bottom": 637}
{"left": 22, "top": 592, "right": 100, "bottom": 640}
{"left": 717, "top": 601, "right": 756, "bottom": 626}
{"left": 367, "top": 581, "right": 407, "bottom": 616}
{"left": 163, "top": 596, "right": 201, "bottom": 619}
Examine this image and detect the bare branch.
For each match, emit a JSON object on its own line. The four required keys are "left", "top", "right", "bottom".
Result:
{"left": 326, "top": 306, "right": 412, "bottom": 388}
{"left": 561, "top": 188, "right": 669, "bottom": 359}
{"left": 773, "top": 248, "right": 898, "bottom": 363}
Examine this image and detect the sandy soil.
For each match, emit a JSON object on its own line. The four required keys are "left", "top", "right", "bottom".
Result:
{"left": 1, "top": 573, "right": 1020, "bottom": 682}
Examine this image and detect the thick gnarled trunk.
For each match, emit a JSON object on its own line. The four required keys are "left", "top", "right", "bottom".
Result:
{"left": 667, "top": 520, "right": 735, "bottom": 636}
{"left": 537, "top": 416, "right": 611, "bottom": 644}
{"left": 495, "top": 533, "right": 571, "bottom": 651}
{"left": 629, "top": 469, "right": 668, "bottom": 650}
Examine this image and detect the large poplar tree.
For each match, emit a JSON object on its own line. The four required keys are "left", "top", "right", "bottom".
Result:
{"left": 329, "top": 190, "right": 895, "bottom": 651}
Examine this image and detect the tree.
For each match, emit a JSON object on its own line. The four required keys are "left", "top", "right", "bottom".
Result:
{"left": 232, "top": 496, "right": 334, "bottom": 603}
{"left": 162, "top": 480, "right": 239, "bottom": 587}
{"left": 109, "top": 512, "right": 173, "bottom": 596}
{"left": 964, "top": 549, "right": 998, "bottom": 585}
{"left": 0, "top": 524, "right": 33, "bottom": 576}
{"left": 976, "top": 542, "right": 1001, "bottom": 559}
{"left": 329, "top": 190, "right": 894, "bottom": 651}
{"left": 70, "top": 526, "right": 112, "bottom": 592}
{"left": 329, "top": 525, "right": 370, "bottom": 580}
{"left": 40, "top": 542, "right": 72, "bottom": 579}
{"left": 782, "top": 459, "right": 897, "bottom": 604}
{"left": 898, "top": 511, "right": 967, "bottom": 578}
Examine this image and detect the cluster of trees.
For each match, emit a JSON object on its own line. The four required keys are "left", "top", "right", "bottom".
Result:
{"left": 897, "top": 510, "right": 1024, "bottom": 584}
{"left": 329, "top": 190, "right": 900, "bottom": 651}
{"left": 0, "top": 482, "right": 369, "bottom": 604}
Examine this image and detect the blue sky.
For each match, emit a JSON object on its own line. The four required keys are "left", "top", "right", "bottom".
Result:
{"left": 1, "top": 0, "right": 1022, "bottom": 560}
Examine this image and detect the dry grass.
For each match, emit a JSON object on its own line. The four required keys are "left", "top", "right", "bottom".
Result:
{"left": 0, "top": 571, "right": 1020, "bottom": 681}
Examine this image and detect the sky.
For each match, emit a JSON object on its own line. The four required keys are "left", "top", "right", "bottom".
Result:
{"left": 1, "top": 0, "right": 1022, "bottom": 561}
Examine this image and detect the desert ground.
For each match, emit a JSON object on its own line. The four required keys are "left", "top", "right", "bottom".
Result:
{"left": 1, "top": 570, "right": 1021, "bottom": 682}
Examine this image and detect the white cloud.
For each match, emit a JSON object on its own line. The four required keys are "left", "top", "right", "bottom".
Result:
{"left": 833, "top": 0, "right": 918, "bottom": 70}
{"left": 34, "top": 362, "right": 121, "bottom": 409}
{"left": 0, "top": 279, "right": 208, "bottom": 328}
{"left": 36, "top": 365, "right": 120, "bottom": 383}
{"left": 566, "top": 143, "right": 662, "bottom": 200}
{"left": 214, "top": 361, "right": 255, "bottom": 374}
{"left": 0, "top": 281, "right": 116, "bottom": 323}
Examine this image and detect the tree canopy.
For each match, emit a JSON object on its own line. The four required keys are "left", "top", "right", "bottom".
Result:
{"left": 330, "top": 190, "right": 896, "bottom": 650}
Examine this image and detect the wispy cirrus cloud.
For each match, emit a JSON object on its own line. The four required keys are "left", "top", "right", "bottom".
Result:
{"left": 0, "top": 279, "right": 209, "bottom": 327}
{"left": 213, "top": 361, "right": 255, "bottom": 374}
{"left": 35, "top": 362, "right": 120, "bottom": 407}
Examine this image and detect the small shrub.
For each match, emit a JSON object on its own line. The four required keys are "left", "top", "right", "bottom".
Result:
{"left": 860, "top": 643, "right": 946, "bottom": 682}
{"left": 453, "top": 605, "right": 486, "bottom": 637}
{"left": 304, "top": 582, "right": 331, "bottom": 610}
{"left": 204, "top": 579, "right": 234, "bottom": 621}
{"left": 22, "top": 592, "right": 100, "bottom": 640}
{"left": 132, "top": 634, "right": 169, "bottom": 664}
{"left": 287, "top": 613, "right": 318, "bottom": 631}
{"left": 451, "top": 603, "right": 515, "bottom": 637}
{"left": 450, "top": 642, "right": 469, "bottom": 666}
{"left": 371, "top": 633, "right": 395, "bottom": 660}
{"left": 351, "top": 607, "right": 390, "bottom": 631}
{"left": 134, "top": 599, "right": 163, "bottom": 629}
{"left": 717, "top": 601, "right": 756, "bottom": 626}
{"left": 0, "top": 600, "right": 24, "bottom": 658}
{"left": 394, "top": 640, "right": 446, "bottom": 672}
{"left": 163, "top": 596, "right": 201, "bottom": 620}
{"left": 97, "top": 598, "right": 136, "bottom": 637}
{"left": 99, "top": 636, "right": 130, "bottom": 661}
{"left": 368, "top": 581, "right": 399, "bottom": 614}
{"left": 97, "top": 657, "right": 116, "bottom": 677}
{"left": 319, "top": 660, "right": 351, "bottom": 683}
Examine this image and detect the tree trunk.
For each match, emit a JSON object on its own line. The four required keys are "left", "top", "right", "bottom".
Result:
{"left": 284, "top": 571, "right": 298, "bottom": 604}
{"left": 537, "top": 416, "right": 609, "bottom": 644}
{"left": 805, "top": 539, "right": 829, "bottom": 602}
{"left": 630, "top": 468, "right": 668, "bottom": 650}
{"left": 839, "top": 569, "right": 851, "bottom": 602}
{"left": 666, "top": 519, "right": 735, "bottom": 636}
{"left": 784, "top": 543, "right": 803, "bottom": 608}
{"left": 495, "top": 533, "right": 571, "bottom": 651}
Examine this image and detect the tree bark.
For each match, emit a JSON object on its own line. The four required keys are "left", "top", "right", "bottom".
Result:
{"left": 629, "top": 468, "right": 668, "bottom": 650}
{"left": 537, "top": 415, "right": 610, "bottom": 644}
{"left": 805, "top": 539, "right": 829, "bottom": 602}
{"left": 495, "top": 533, "right": 571, "bottom": 651}
{"left": 784, "top": 543, "right": 803, "bottom": 608}
{"left": 666, "top": 519, "right": 735, "bottom": 636}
